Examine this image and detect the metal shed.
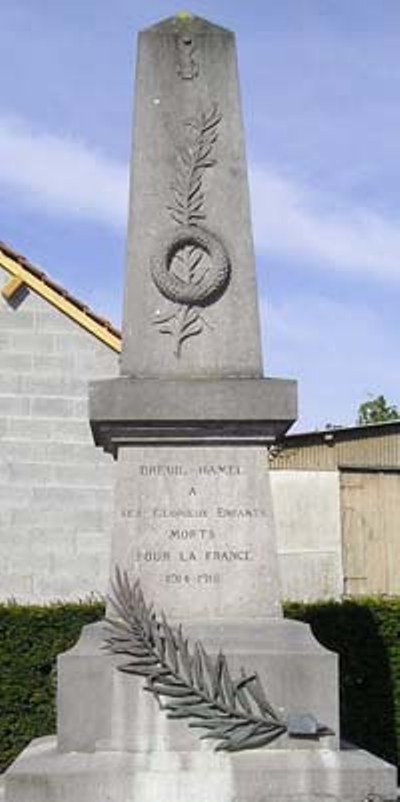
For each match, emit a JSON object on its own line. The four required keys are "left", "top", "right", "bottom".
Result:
{"left": 271, "top": 421, "right": 400, "bottom": 596}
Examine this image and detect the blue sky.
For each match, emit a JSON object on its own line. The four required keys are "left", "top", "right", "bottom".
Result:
{"left": 1, "top": 1, "right": 399, "bottom": 430}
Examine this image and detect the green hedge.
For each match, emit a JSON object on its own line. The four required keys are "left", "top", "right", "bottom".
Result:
{"left": 1, "top": 598, "right": 399, "bottom": 773}
{"left": 0, "top": 601, "right": 104, "bottom": 773}
{"left": 285, "top": 598, "right": 400, "bottom": 769}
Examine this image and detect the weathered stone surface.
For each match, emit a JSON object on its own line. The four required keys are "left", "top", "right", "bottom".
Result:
{"left": 57, "top": 620, "right": 339, "bottom": 755}
{"left": 109, "top": 445, "right": 282, "bottom": 622}
{"left": 6, "top": 736, "right": 397, "bottom": 802}
{"left": 121, "top": 16, "right": 262, "bottom": 379}
{"left": 90, "top": 376, "right": 297, "bottom": 451}
{"left": 57, "top": 623, "right": 117, "bottom": 754}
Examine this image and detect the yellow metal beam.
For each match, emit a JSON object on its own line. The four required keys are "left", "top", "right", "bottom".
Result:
{"left": 2, "top": 275, "right": 25, "bottom": 300}
{"left": 0, "top": 248, "right": 121, "bottom": 353}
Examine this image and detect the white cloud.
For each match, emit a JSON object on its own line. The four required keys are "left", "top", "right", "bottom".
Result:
{"left": 0, "top": 115, "right": 128, "bottom": 229}
{"left": 250, "top": 166, "right": 400, "bottom": 281}
{"left": 1, "top": 113, "right": 400, "bottom": 287}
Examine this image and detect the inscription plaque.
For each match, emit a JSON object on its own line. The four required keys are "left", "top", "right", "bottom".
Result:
{"left": 110, "top": 446, "right": 282, "bottom": 622}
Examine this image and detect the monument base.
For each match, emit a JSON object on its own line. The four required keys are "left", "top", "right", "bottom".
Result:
{"left": 4, "top": 736, "right": 397, "bottom": 802}
{"left": 56, "top": 620, "right": 339, "bottom": 754}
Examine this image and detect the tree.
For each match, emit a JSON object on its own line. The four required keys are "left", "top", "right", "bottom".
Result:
{"left": 357, "top": 394, "right": 400, "bottom": 425}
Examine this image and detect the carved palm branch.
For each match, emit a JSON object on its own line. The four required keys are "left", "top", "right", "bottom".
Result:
{"left": 168, "top": 104, "right": 222, "bottom": 227}
{"left": 104, "top": 568, "right": 287, "bottom": 752}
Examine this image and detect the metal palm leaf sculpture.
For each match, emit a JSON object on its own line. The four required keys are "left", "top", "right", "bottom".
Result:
{"left": 104, "top": 568, "right": 333, "bottom": 752}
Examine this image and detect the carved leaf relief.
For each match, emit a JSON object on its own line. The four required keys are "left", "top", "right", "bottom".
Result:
{"left": 151, "top": 103, "right": 231, "bottom": 357}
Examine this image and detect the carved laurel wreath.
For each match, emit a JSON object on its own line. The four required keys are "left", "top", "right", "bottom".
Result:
{"left": 104, "top": 569, "right": 333, "bottom": 752}
{"left": 151, "top": 226, "right": 230, "bottom": 307}
{"left": 151, "top": 104, "right": 231, "bottom": 357}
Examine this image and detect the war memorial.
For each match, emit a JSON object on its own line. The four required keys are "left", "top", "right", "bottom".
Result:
{"left": 3, "top": 13, "right": 397, "bottom": 802}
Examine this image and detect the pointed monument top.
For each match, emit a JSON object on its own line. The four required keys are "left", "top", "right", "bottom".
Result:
{"left": 123, "top": 9, "right": 261, "bottom": 379}
{"left": 143, "top": 12, "right": 231, "bottom": 36}
{"left": 90, "top": 9, "right": 298, "bottom": 450}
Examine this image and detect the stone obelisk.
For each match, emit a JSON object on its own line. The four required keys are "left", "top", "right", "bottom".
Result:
{"left": 90, "top": 13, "right": 297, "bottom": 627}
{"left": 4, "top": 14, "right": 396, "bottom": 802}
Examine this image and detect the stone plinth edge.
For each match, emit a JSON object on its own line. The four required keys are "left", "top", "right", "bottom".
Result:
{"left": 89, "top": 377, "right": 297, "bottom": 454}
{"left": 4, "top": 736, "right": 397, "bottom": 802}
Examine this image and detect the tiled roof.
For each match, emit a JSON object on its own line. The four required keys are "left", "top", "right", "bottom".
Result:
{"left": 0, "top": 240, "right": 122, "bottom": 352}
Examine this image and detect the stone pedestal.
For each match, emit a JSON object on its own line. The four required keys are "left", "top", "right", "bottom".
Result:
{"left": 6, "top": 737, "right": 396, "bottom": 802}
{"left": 56, "top": 620, "right": 339, "bottom": 755}
{"left": 6, "top": 619, "right": 396, "bottom": 801}
{"left": 108, "top": 446, "right": 283, "bottom": 621}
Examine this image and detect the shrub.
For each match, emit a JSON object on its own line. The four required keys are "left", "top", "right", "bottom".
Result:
{"left": 0, "top": 601, "right": 104, "bottom": 773}
{"left": 284, "top": 598, "right": 400, "bottom": 767}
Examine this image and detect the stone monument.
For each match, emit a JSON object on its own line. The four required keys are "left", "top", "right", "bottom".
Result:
{"left": 4, "top": 13, "right": 397, "bottom": 802}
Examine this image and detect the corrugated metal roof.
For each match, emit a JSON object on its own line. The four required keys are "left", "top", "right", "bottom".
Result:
{"left": 270, "top": 421, "right": 400, "bottom": 471}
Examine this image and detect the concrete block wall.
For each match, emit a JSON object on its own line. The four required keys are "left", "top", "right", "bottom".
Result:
{"left": 0, "top": 266, "right": 118, "bottom": 602}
